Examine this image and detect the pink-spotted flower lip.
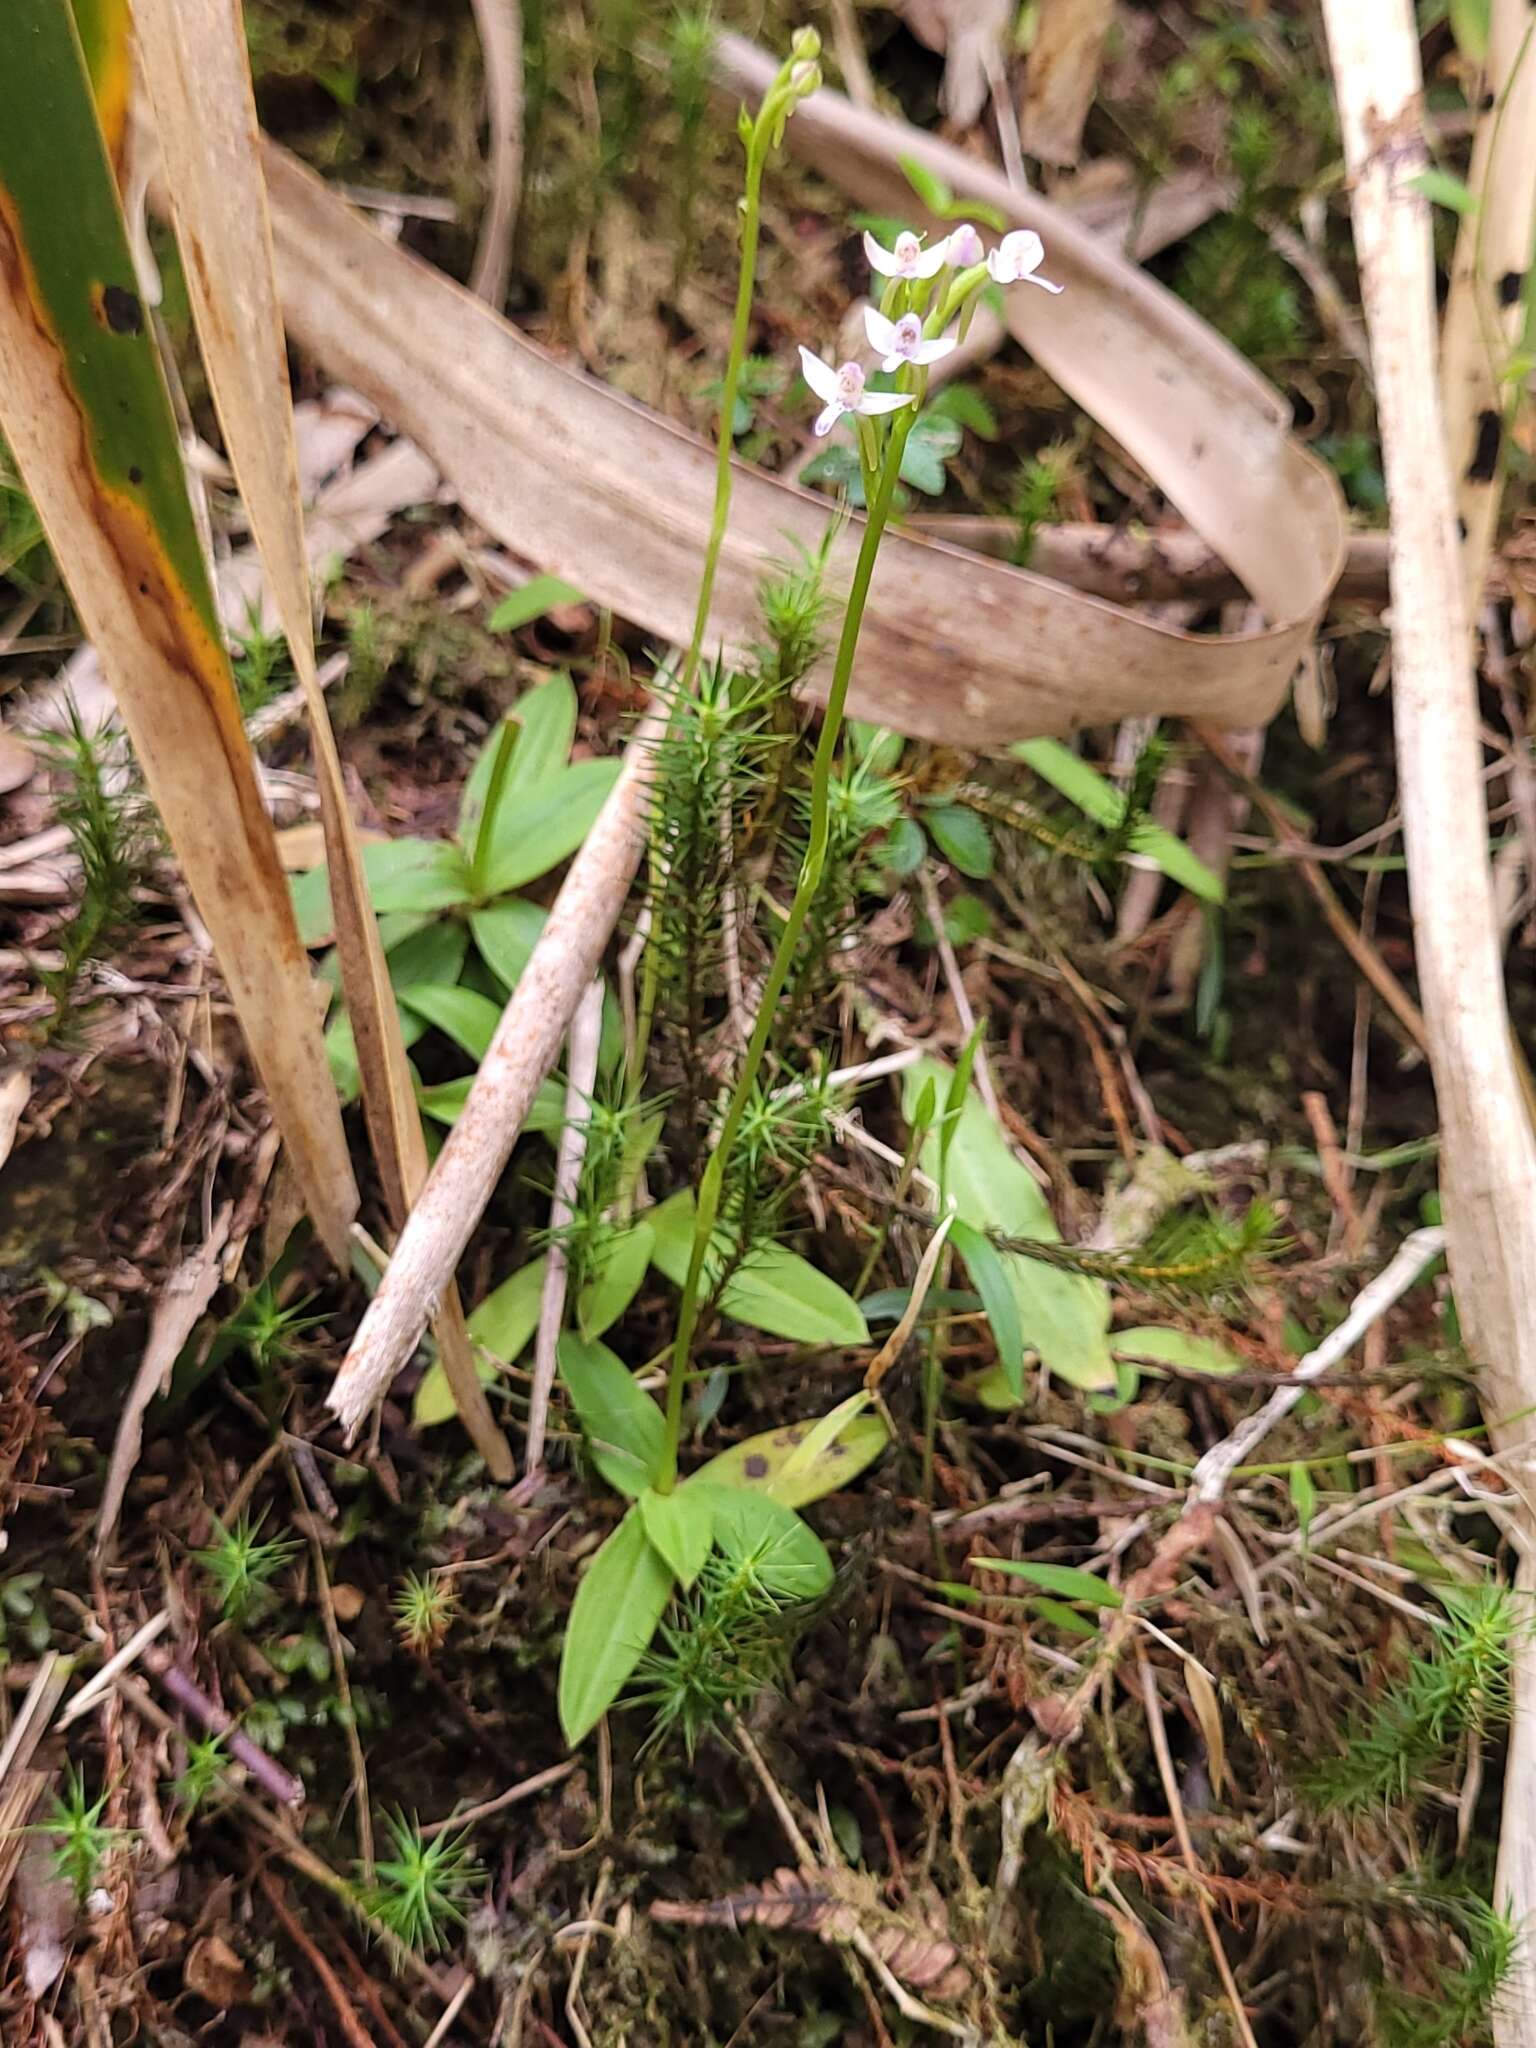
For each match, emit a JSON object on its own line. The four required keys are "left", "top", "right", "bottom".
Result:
{"left": 945, "top": 222, "right": 985, "bottom": 269}
{"left": 985, "top": 229, "right": 1063, "bottom": 293}
{"left": 863, "top": 306, "right": 957, "bottom": 375}
{"left": 798, "top": 346, "right": 916, "bottom": 437}
{"left": 863, "top": 228, "right": 950, "bottom": 281}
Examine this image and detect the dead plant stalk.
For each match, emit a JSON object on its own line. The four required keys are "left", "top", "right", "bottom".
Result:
{"left": 326, "top": 713, "right": 664, "bottom": 1438}
{"left": 1321, "top": 4, "right": 1536, "bottom": 2033}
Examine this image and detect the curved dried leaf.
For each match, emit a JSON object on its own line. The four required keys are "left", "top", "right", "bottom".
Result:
{"left": 263, "top": 97, "right": 1345, "bottom": 748}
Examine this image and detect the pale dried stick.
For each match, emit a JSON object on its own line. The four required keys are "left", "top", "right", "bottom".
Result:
{"left": 1322, "top": 12, "right": 1536, "bottom": 2033}
{"left": 526, "top": 979, "right": 605, "bottom": 1474}
{"left": 468, "top": 0, "right": 524, "bottom": 306}
{"left": 1440, "top": 0, "right": 1536, "bottom": 611}
{"left": 327, "top": 710, "right": 664, "bottom": 1439}
{"left": 1187, "top": 1226, "right": 1445, "bottom": 1507}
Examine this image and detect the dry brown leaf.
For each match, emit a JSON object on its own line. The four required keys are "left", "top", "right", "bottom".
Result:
{"left": 1021, "top": 0, "right": 1117, "bottom": 166}
{"left": 264, "top": 122, "right": 1342, "bottom": 747}
{"left": 135, "top": 0, "right": 510, "bottom": 1477}
{"left": 1181, "top": 1655, "right": 1227, "bottom": 1797}
{"left": 183, "top": 1932, "right": 250, "bottom": 2008}
{"left": 0, "top": 243, "right": 356, "bottom": 1271}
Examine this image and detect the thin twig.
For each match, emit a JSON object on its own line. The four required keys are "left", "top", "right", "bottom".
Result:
{"left": 1187, "top": 1226, "right": 1445, "bottom": 1507}
{"left": 328, "top": 709, "right": 664, "bottom": 1438}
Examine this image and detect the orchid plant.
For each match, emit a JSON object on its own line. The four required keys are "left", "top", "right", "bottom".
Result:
{"left": 556, "top": 34, "right": 1064, "bottom": 1747}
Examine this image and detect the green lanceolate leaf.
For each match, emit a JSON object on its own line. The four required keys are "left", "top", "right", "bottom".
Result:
{"left": 1012, "top": 738, "right": 1224, "bottom": 903}
{"left": 558, "top": 1505, "right": 673, "bottom": 1745}
{"left": 396, "top": 983, "right": 505, "bottom": 1062}
{"left": 578, "top": 1221, "right": 655, "bottom": 1339}
{"left": 639, "top": 1486, "right": 713, "bottom": 1587}
{"left": 558, "top": 1332, "right": 664, "bottom": 1497}
{"left": 480, "top": 758, "right": 623, "bottom": 898}
{"left": 905, "top": 1061, "right": 1114, "bottom": 1389}
{"left": 488, "top": 576, "right": 587, "bottom": 634}
{"left": 1112, "top": 1326, "right": 1245, "bottom": 1377}
{"left": 950, "top": 1219, "right": 1025, "bottom": 1398}
{"left": 648, "top": 1191, "right": 869, "bottom": 1347}
{"left": 415, "top": 1255, "right": 546, "bottom": 1426}
{"left": 970, "top": 1556, "right": 1124, "bottom": 1608}
{"left": 687, "top": 1409, "right": 889, "bottom": 1507}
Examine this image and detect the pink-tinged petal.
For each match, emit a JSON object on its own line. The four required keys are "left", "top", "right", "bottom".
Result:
{"left": 863, "top": 305, "right": 899, "bottom": 355}
{"left": 863, "top": 230, "right": 901, "bottom": 277}
{"left": 813, "top": 400, "right": 845, "bottom": 437}
{"left": 798, "top": 345, "right": 841, "bottom": 404}
{"left": 913, "top": 241, "right": 950, "bottom": 278}
{"left": 856, "top": 391, "right": 915, "bottom": 416}
{"left": 879, "top": 352, "right": 905, "bottom": 374}
{"left": 946, "top": 223, "right": 984, "bottom": 268}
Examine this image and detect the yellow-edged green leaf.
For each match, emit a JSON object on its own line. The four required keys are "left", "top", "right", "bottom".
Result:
{"left": 687, "top": 1411, "right": 890, "bottom": 1508}
{"left": 0, "top": 0, "right": 356, "bottom": 1263}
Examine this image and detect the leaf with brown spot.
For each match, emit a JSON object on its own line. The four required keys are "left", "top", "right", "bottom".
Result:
{"left": 0, "top": 0, "right": 356, "bottom": 1265}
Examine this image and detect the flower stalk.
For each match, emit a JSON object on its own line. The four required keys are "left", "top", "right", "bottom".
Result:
{"left": 651, "top": 204, "right": 1062, "bottom": 1492}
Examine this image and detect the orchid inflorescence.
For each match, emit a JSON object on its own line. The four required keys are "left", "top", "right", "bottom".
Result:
{"left": 799, "top": 222, "right": 1061, "bottom": 448}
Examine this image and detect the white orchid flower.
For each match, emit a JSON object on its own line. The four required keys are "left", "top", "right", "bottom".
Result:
{"left": 863, "top": 306, "right": 956, "bottom": 375}
{"left": 863, "top": 228, "right": 950, "bottom": 281}
{"left": 798, "top": 346, "right": 915, "bottom": 437}
{"left": 985, "top": 229, "right": 1063, "bottom": 293}
{"left": 945, "top": 222, "right": 984, "bottom": 270}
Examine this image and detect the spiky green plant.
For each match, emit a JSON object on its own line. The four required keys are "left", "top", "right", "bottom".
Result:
{"left": 392, "top": 1569, "right": 458, "bottom": 1657}
{"left": 358, "top": 1810, "right": 482, "bottom": 1955}
{"left": 172, "top": 1732, "right": 228, "bottom": 1815}
{"left": 1373, "top": 1885, "right": 1519, "bottom": 2048}
{"left": 34, "top": 702, "right": 159, "bottom": 1034}
{"left": 195, "top": 1507, "right": 301, "bottom": 1626}
{"left": 1307, "top": 1586, "right": 1521, "bottom": 1815}
{"left": 30, "top": 1764, "right": 132, "bottom": 1905}
{"left": 628, "top": 1545, "right": 800, "bottom": 1755}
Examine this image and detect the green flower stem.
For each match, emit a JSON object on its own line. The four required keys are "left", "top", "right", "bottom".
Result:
{"left": 657, "top": 400, "right": 922, "bottom": 1491}
{"left": 628, "top": 60, "right": 807, "bottom": 1102}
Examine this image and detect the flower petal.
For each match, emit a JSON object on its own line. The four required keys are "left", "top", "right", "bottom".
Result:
{"left": 855, "top": 390, "right": 915, "bottom": 416}
{"left": 913, "top": 241, "right": 950, "bottom": 278}
{"left": 863, "top": 230, "right": 901, "bottom": 278}
{"left": 911, "top": 334, "right": 958, "bottom": 364}
{"left": 813, "top": 400, "right": 845, "bottom": 437}
{"left": 798, "top": 345, "right": 841, "bottom": 404}
{"left": 863, "top": 305, "right": 899, "bottom": 355}
{"left": 1024, "top": 272, "right": 1065, "bottom": 294}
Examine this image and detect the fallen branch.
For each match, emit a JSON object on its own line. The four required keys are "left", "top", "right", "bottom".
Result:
{"left": 1321, "top": 5, "right": 1536, "bottom": 2034}
{"left": 326, "top": 712, "right": 663, "bottom": 1438}
{"left": 1186, "top": 1225, "right": 1446, "bottom": 1507}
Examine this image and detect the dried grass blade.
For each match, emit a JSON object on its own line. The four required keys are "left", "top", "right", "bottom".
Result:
{"left": 130, "top": 0, "right": 511, "bottom": 1477}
